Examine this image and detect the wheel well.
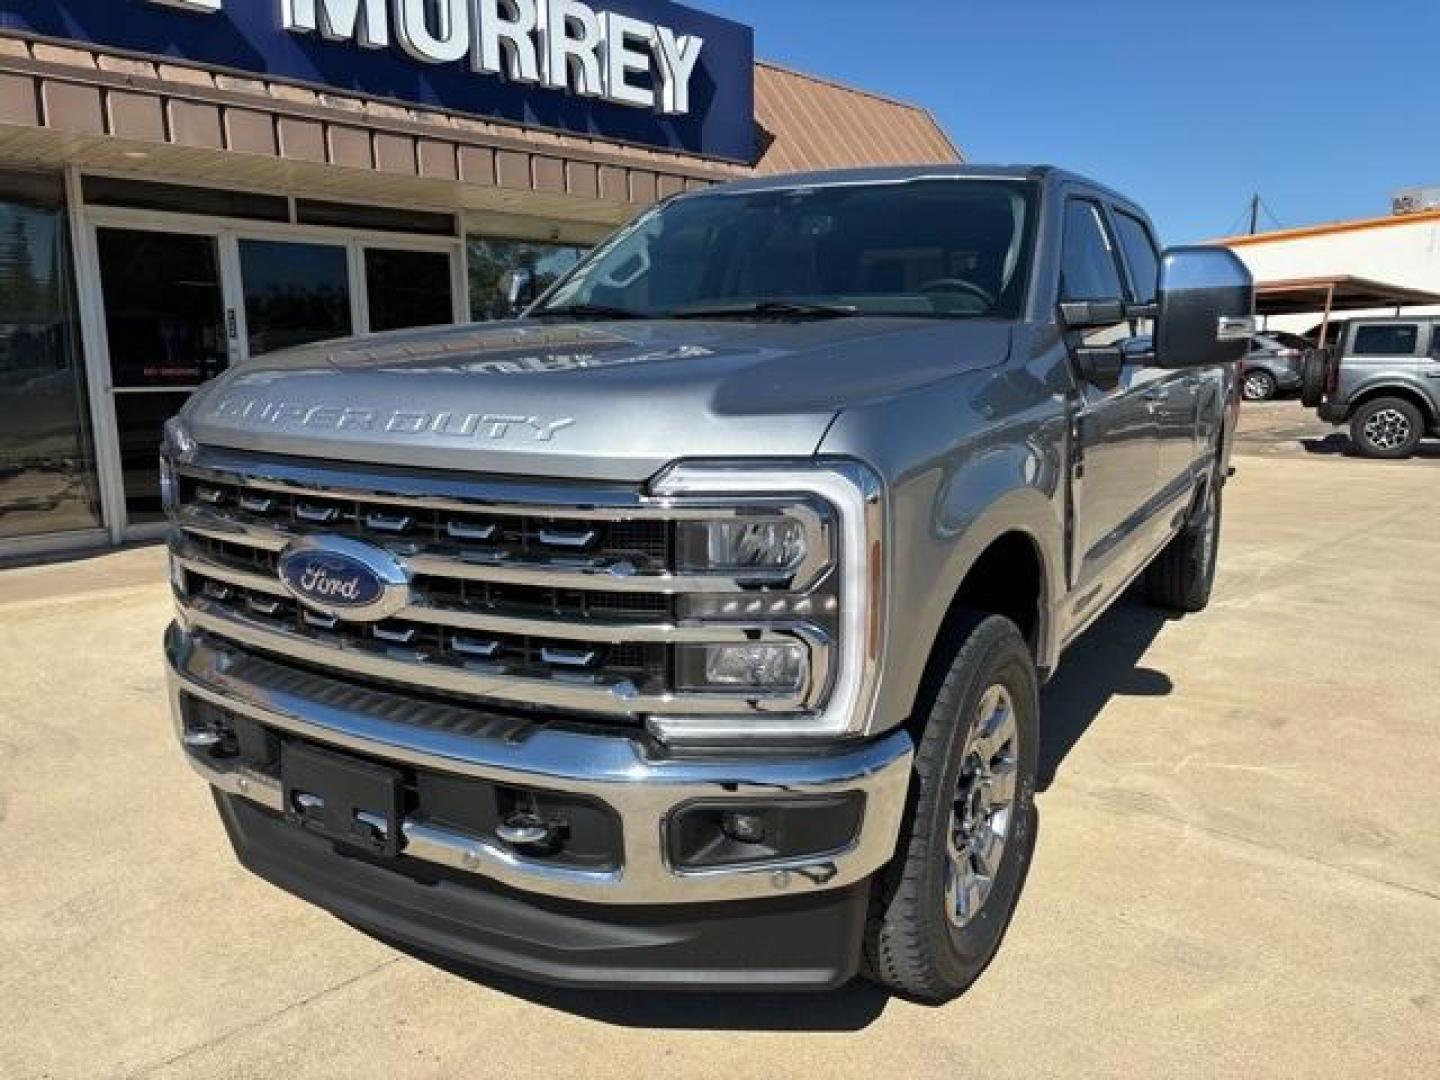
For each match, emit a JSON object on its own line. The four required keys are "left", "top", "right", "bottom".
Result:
{"left": 907, "top": 532, "right": 1044, "bottom": 732}
{"left": 1349, "top": 385, "right": 1435, "bottom": 424}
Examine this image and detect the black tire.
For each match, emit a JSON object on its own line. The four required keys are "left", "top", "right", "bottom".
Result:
{"left": 1241, "top": 368, "right": 1277, "bottom": 402}
{"left": 1299, "top": 350, "right": 1327, "bottom": 409}
{"left": 1349, "top": 396, "right": 1424, "bottom": 459}
{"left": 1146, "top": 477, "right": 1222, "bottom": 613}
{"left": 862, "top": 613, "right": 1039, "bottom": 1003}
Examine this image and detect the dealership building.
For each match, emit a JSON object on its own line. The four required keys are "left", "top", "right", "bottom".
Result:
{"left": 0, "top": 0, "right": 959, "bottom": 557}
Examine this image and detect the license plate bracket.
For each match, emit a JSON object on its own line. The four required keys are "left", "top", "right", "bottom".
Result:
{"left": 282, "top": 741, "right": 405, "bottom": 858}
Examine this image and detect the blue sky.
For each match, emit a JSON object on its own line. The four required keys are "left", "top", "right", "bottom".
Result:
{"left": 695, "top": 0, "right": 1439, "bottom": 243}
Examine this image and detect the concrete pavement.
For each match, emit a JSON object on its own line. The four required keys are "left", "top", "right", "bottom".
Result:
{"left": 2, "top": 439, "right": 1438, "bottom": 1079}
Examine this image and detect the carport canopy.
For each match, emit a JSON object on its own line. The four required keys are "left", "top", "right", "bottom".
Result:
{"left": 1254, "top": 276, "right": 1440, "bottom": 316}
{"left": 1253, "top": 276, "right": 1440, "bottom": 345}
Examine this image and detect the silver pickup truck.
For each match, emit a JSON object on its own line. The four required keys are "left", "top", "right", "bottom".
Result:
{"left": 162, "top": 165, "right": 1252, "bottom": 1001}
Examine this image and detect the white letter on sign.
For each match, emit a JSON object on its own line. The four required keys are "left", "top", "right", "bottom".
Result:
{"left": 395, "top": 0, "right": 471, "bottom": 64}
{"left": 147, "top": 0, "right": 223, "bottom": 11}
{"left": 601, "top": 11, "right": 655, "bottom": 109}
{"left": 653, "top": 26, "right": 703, "bottom": 116}
{"left": 281, "top": 0, "right": 388, "bottom": 48}
{"left": 476, "top": 0, "right": 541, "bottom": 84}
{"left": 545, "top": 0, "right": 604, "bottom": 98}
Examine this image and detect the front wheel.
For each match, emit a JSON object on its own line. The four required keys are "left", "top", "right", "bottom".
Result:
{"left": 862, "top": 613, "right": 1039, "bottom": 1003}
{"left": 1146, "top": 475, "right": 1222, "bottom": 613}
{"left": 1241, "top": 369, "right": 1277, "bottom": 401}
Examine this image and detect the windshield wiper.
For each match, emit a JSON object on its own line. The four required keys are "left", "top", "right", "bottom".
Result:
{"left": 531, "top": 303, "right": 647, "bottom": 321}
{"left": 670, "top": 300, "right": 862, "bottom": 320}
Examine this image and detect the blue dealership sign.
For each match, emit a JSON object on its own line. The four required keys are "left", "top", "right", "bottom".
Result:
{"left": 2, "top": 0, "right": 757, "bottom": 162}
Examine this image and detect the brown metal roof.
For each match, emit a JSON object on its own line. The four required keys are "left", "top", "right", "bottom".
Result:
{"left": 752, "top": 62, "right": 962, "bottom": 174}
{"left": 1254, "top": 276, "right": 1440, "bottom": 316}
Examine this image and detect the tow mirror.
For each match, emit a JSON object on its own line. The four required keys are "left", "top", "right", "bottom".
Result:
{"left": 1153, "top": 246, "right": 1255, "bottom": 369}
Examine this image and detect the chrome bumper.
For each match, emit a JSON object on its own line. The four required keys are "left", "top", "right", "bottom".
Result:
{"left": 167, "top": 623, "right": 914, "bottom": 906}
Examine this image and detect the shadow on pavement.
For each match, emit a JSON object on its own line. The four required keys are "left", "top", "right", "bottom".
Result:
{"left": 1302, "top": 434, "right": 1440, "bottom": 459}
{"left": 379, "top": 935, "right": 893, "bottom": 1031}
{"left": 1037, "top": 593, "right": 1173, "bottom": 791}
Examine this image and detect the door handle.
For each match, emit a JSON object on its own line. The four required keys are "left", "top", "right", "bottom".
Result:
{"left": 1141, "top": 387, "right": 1168, "bottom": 402}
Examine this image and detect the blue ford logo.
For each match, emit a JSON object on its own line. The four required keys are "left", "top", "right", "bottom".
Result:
{"left": 278, "top": 537, "right": 410, "bottom": 622}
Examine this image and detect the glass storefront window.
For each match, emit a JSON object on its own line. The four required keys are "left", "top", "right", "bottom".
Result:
{"left": 467, "top": 238, "right": 589, "bottom": 321}
{"left": 0, "top": 171, "right": 102, "bottom": 541}
{"left": 365, "top": 248, "right": 454, "bottom": 333}
{"left": 97, "top": 229, "right": 228, "bottom": 388}
{"left": 239, "top": 239, "right": 352, "bottom": 357}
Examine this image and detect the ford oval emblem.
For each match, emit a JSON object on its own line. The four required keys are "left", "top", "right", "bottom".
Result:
{"left": 277, "top": 536, "right": 411, "bottom": 623}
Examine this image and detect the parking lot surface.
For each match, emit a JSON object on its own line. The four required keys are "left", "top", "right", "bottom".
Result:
{"left": 3, "top": 419, "right": 1438, "bottom": 1079}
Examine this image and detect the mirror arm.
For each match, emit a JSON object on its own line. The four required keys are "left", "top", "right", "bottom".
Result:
{"left": 1074, "top": 346, "right": 1125, "bottom": 388}
{"left": 1060, "top": 299, "right": 1126, "bottom": 329}
{"left": 1061, "top": 300, "right": 1160, "bottom": 329}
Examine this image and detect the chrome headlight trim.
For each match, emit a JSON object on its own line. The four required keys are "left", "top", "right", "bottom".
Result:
{"left": 647, "top": 459, "right": 887, "bottom": 743}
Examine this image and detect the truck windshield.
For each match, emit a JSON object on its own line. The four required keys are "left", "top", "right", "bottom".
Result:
{"left": 536, "top": 178, "right": 1038, "bottom": 321}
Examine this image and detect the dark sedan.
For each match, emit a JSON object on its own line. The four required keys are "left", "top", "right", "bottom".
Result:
{"left": 1240, "top": 332, "right": 1310, "bottom": 401}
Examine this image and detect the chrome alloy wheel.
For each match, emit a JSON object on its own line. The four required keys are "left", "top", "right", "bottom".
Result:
{"left": 945, "top": 684, "right": 1020, "bottom": 929}
{"left": 1363, "top": 408, "right": 1412, "bottom": 451}
{"left": 1242, "top": 372, "right": 1273, "bottom": 400}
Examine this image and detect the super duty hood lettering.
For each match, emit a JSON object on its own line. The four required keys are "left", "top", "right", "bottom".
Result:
{"left": 211, "top": 396, "right": 577, "bottom": 442}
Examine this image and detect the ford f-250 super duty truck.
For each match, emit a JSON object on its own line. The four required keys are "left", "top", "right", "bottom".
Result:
{"left": 162, "top": 166, "right": 1252, "bottom": 1002}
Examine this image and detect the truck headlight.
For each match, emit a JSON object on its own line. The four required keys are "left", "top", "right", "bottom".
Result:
{"left": 649, "top": 460, "right": 887, "bottom": 744}
{"left": 678, "top": 518, "right": 808, "bottom": 573}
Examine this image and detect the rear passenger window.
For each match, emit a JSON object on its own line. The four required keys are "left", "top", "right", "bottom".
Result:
{"left": 1060, "top": 201, "right": 1124, "bottom": 302}
{"left": 1352, "top": 324, "right": 1419, "bottom": 356}
{"left": 1112, "top": 211, "right": 1160, "bottom": 303}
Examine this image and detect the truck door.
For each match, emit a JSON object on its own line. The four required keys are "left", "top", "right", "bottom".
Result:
{"left": 1108, "top": 207, "right": 1206, "bottom": 508}
{"left": 1059, "top": 198, "right": 1164, "bottom": 627}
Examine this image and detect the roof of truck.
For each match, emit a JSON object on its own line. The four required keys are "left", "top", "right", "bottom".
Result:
{"left": 699, "top": 165, "right": 1138, "bottom": 211}
{"left": 701, "top": 164, "right": 1052, "bottom": 192}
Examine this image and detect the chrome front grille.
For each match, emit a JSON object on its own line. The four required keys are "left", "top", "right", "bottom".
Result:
{"left": 166, "top": 448, "right": 842, "bottom": 727}
{"left": 180, "top": 474, "right": 672, "bottom": 569}
{"left": 184, "top": 578, "right": 669, "bottom": 686}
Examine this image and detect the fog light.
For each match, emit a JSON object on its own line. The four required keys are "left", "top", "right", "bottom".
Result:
{"left": 677, "top": 643, "right": 807, "bottom": 693}
{"left": 722, "top": 811, "right": 767, "bottom": 844}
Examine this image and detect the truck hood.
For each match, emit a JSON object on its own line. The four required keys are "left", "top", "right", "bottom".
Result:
{"left": 185, "top": 318, "right": 1013, "bottom": 482}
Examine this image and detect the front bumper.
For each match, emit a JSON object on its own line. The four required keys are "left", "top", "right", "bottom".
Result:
{"left": 168, "top": 622, "right": 912, "bottom": 979}
{"left": 215, "top": 790, "right": 874, "bottom": 989}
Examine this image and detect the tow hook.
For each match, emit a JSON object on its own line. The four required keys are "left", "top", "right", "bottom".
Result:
{"left": 496, "top": 812, "right": 563, "bottom": 849}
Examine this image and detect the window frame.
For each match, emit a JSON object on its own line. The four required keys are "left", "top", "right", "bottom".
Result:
{"left": 1109, "top": 207, "right": 1162, "bottom": 305}
{"left": 1351, "top": 323, "right": 1422, "bottom": 358}
{"left": 1057, "top": 196, "right": 1128, "bottom": 308}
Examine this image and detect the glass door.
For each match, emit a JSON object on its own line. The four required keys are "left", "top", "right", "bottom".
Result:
{"left": 94, "top": 226, "right": 232, "bottom": 526}
{"left": 237, "top": 238, "right": 353, "bottom": 357}
{"left": 86, "top": 210, "right": 461, "bottom": 537}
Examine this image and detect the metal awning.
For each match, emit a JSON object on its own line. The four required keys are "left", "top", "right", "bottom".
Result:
{"left": 1253, "top": 276, "right": 1440, "bottom": 346}
{"left": 1255, "top": 276, "right": 1440, "bottom": 316}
